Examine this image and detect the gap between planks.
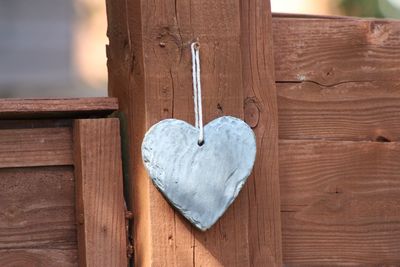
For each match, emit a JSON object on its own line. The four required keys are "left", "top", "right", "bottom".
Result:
{"left": 0, "top": 97, "right": 118, "bottom": 119}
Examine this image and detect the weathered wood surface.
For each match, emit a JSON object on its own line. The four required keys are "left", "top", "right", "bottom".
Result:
{"left": 0, "top": 127, "right": 73, "bottom": 168}
{"left": 73, "top": 118, "right": 127, "bottom": 267}
{"left": 0, "top": 167, "right": 77, "bottom": 264}
{"left": 0, "top": 97, "right": 118, "bottom": 119}
{"left": 280, "top": 140, "right": 400, "bottom": 265}
{"left": 106, "top": 0, "right": 281, "bottom": 266}
{"left": 277, "top": 81, "right": 400, "bottom": 141}
{"left": 273, "top": 15, "right": 400, "bottom": 265}
{"left": 273, "top": 18, "right": 400, "bottom": 142}
{"left": 241, "top": 1, "right": 282, "bottom": 265}
{"left": 273, "top": 18, "right": 400, "bottom": 85}
{"left": 0, "top": 249, "right": 77, "bottom": 267}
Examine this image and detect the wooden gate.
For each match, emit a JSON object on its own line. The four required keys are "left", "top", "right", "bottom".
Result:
{"left": 106, "top": 0, "right": 400, "bottom": 266}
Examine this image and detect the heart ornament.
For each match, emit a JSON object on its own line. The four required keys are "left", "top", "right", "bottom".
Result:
{"left": 142, "top": 116, "right": 256, "bottom": 230}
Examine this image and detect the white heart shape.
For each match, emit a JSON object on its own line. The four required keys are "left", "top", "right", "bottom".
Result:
{"left": 141, "top": 116, "right": 256, "bottom": 231}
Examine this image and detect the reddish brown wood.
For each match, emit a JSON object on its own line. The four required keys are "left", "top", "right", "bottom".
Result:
{"left": 273, "top": 17, "right": 400, "bottom": 85}
{"left": 241, "top": 0, "right": 282, "bottom": 265}
{"left": 106, "top": 0, "right": 281, "bottom": 265}
{"left": 0, "top": 127, "right": 73, "bottom": 168}
{"left": 73, "top": 118, "right": 127, "bottom": 267}
{"left": 0, "top": 99, "right": 125, "bottom": 266}
{"left": 105, "top": 6, "right": 400, "bottom": 266}
{"left": 0, "top": 249, "right": 77, "bottom": 267}
{"left": 0, "top": 97, "right": 118, "bottom": 119}
{"left": 280, "top": 140, "right": 400, "bottom": 265}
{"left": 272, "top": 16, "right": 400, "bottom": 143}
{"left": 277, "top": 81, "right": 400, "bottom": 141}
{"left": 0, "top": 167, "right": 77, "bottom": 263}
{"left": 273, "top": 14, "right": 400, "bottom": 266}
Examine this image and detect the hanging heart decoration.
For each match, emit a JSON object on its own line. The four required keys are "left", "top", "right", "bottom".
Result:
{"left": 141, "top": 42, "right": 256, "bottom": 231}
{"left": 142, "top": 116, "right": 256, "bottom": 230}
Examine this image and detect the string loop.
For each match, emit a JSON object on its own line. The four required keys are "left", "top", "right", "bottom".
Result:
{"left": 191, "top": 42, "right": 204, "bottom": 146}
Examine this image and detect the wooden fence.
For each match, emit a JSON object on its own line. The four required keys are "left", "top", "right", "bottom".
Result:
{"left": 0, "top": 98, "right": 128, "bottom": 266}
{"left": 275, "top": 14, "right": 400, "bottom": 265}
{"left": 0, "top": 1, "right": 399, "bottom": 266}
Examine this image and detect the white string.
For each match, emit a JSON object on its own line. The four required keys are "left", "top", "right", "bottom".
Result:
{"left": 191, "top": 43, "right": 199, "bottom": 129}
{"left": 191, "top": 42, "right": 204, "bottom": 145}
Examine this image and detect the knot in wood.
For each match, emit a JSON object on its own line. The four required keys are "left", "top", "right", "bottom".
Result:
{"left": 244, "top": 97, "right": 260, "bottom": 128}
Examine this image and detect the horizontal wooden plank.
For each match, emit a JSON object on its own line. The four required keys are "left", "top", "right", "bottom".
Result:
{"left": 0, "top": 249, "right": 77, "bottom": 267}
{"left": 0, "top": 127, "right": 73, "bottom": 168}
{"left": 272, "top": 17, "right": 400, "bottom": 85}
{"left": 0, "top": 97, "right": 118, "bottom": 119}
{"left": 279, "top": 140, "right": 400, "bottom": 265}
{"left": 0, "top": 166, "right": 77, "bottom": 250}
{"left": 277, "top": 81, "right": 400, "bottom": 141}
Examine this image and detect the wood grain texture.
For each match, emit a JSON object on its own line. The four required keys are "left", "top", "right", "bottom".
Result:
{"left": 273, "top": 16, "right": 400, "bottom": 142}
{"left": 241, "top": 0, "right": 282, "bottom": 265}
{"left": 106, "top": 0, "right": 147, "bottom": 265}
{"left": 0, "top": 127, "right": 73, "bottom": 168}
{"left": 274, "top": 15, "right": 400, "bottom": 266}
{"left": 106, "top": 0, "right": 281, "bottom": 266}
{"left": 280, "top": 140, "right": 400, "bottom": 265}
{"left": 273, "top": 17, "right": 400, "bottom": 85}
{"left": 0, "top": 249, "right": 77, "bottom": 267}
{"left": 277, "top": 81, "right": 400, "bottom": 141}
{"left": 73, "top": 118, "right": 127, "bottom": 267}
{"left": 0, "top": 97, "right": 118, "bottom": 119}
{"left": 0, "top": 166, "right": 77, "bottom": 263}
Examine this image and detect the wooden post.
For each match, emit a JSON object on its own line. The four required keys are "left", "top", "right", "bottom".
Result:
{"left": 73, "top": 119, "right": 128, "bottom": 267}
{"left": 106, "top": 0, "right": 282, "bottom": 265}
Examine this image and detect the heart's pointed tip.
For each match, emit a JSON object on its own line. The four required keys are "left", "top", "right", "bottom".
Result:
{"left": 194, "top": 223, "right": 211, "bottom": 232}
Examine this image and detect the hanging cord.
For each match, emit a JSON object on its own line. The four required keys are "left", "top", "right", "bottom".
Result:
{"left": 191, "top": 42, "right": 204, "bottom": 146}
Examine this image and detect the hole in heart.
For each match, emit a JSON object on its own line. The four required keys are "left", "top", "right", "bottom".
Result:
{"left": 198, "top": 140, "right": 204, "bottom": 146}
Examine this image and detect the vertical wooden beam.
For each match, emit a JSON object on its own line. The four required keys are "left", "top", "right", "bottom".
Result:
{"left": 241, "top": 1, "right": 283, "bottom": 266}
{"left": 106, "top": 0, "right": 281, "bottom": 265}
{"left": 73, "top": 118, "right": 127, "bottom": 267}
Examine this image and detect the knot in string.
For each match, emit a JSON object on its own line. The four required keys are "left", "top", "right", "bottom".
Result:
{"left": 191, "top": 42, "right": 204, "bottom": 146}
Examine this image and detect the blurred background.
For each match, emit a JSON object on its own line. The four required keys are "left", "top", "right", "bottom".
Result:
{"left": 0, "top": 0, "right": 399, "bottom": 98}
